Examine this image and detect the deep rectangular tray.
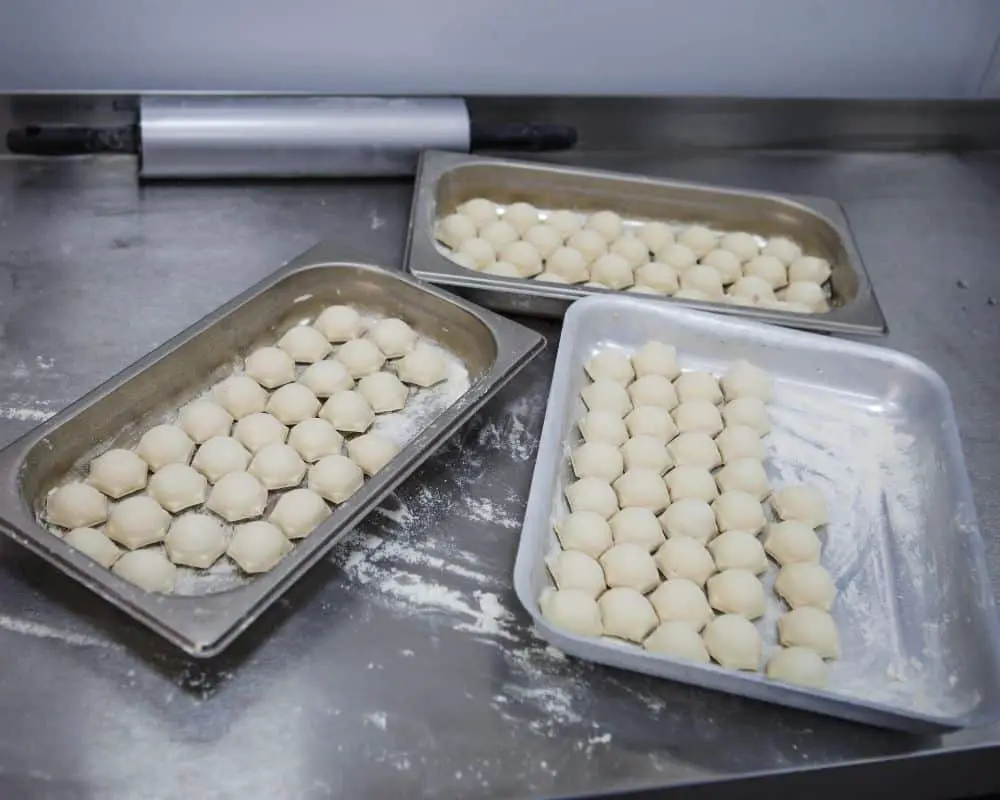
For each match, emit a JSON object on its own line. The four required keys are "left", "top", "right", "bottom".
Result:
{"left": 513, "top": 294, "right": 1000, "bottom": 732}
{"left": 404, "top": 150, "right": 887, "bottom": 335}
{"left": 0, "top": 245, "right": 544, "bottom": 657}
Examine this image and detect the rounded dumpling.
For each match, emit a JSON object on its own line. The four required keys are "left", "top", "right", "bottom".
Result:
{"left": 555, "top": 511, "right": 613, "bottom": 559}
{"left": 625, "top": 405, "right": 678, "bottom": 443}
{"left": 300, "top": 360, "right": 354, "bottom": 397}
{"left": 667, "top": 431, "right": 721, "bottom": 470}
{"left": 598, "top": 587, "right": 658, "bottom": 642}
{"left": 674, "top": 288, "right": 711, "bottom": 302}
{"left": 634, "top": 262, "right": 680, "bottom": 294}
{"left": 771, "top": 485, "right": 828, "bottom": 527}
{"left": 608, "top": 507, "right": 664, "bottom": 552}
{"left": 546, "top": 210, "right": 583, "bottom": 240}
{"left": 644, "top": 621, "right": 710, "bottom": 662}
{"left": 435, "top": 212, "right": 477, "bottom": 250}
{"left": 395, "top": 345, "right": 448, "bottom": 388}
{"left": 728, "top": 276, "right": 776, "bottom": 304}
{"left": 540, "top": 588, "right": 603, "bottom": 638}
{"left": 703, "top": 614, "right": 761, "bottom": 670}
{"left": 178, "top": 400, "right": 233, "bottom": 444}
{"left": 782, "top": 281, "right": 829, "bottom": 313}
{"left": 716, "top": 458, "right": 770, "bottom": 501}
{"left": 192, "top": 436, "right": 252, "bottom": 483}
{"left": 628, "top": 374, "right": 678, "bottom": 410}
{"left": 590, "top": 254, "right": 633, "bottom": 290}
{"left": 357, "top": 372, "right": 409, "bottom": 413}
{"left": 620, "top": 435, "right": 672, "bottom": 474}
{"left": 656, "top": 242, "right": 697, "bottom": 271}
{"left": 664, "top": 465, "right": 718, "bottom": 504}
{"left": 457, "top": 237, "right": 496, "bottom": 269}
{"left": 613, "top": 469, "right": 670, "bottom": 512}
{"left": 479, "top": 219, "right": 519, "bottom": 251}
{"left": 503, "top": 201, "right": 539, "bottom": 234}
{"left": 227, "top": 521, "right": 292, "bottom": 574}
{"left": 680, "top": 265, "right": 724, "bottom": 298}
{"left": 721, "top": 360, "right": 772, "bottom": 402}
{"left": 761, "top": 236, "right": 802, "bottom": 265}
{"left": 545, "top": 247, "right": 589, "bottom": 284}
{"left": 212, "top": 375, "right": 268, "bottom": 419}
{"left": 715, "top": 425, "right": 765, "bottom": 464}
{"left": 578, "top": 410, "right": 629, "bottom": 446}
{"left": 459, "top": 198, "right": 499, "bottom": 229}
{"left": 249, "top": 442, "right": 307, "bottom": 489}
{"left": 712, "top": 490, "right": 766, "bottom": 535}
{"left": 64, "top": 527, "right": 121, "bottom": 568}
{"left": 581, "top": 380, "right": 632, "bottom": 417}
{"left": 206, "top": 471, "right": 268, "bottom": 522}
{"left": 766, "top": 647, "right": 827, "bottom": 689}
{"left": 599, "top": 542, "right": 660, "bottom": 593}
{"left": 522, "top": 224, "right": 563, "bottom": 259}
{"left": 778, "top": 606, "right": 840, "bottom": 658}
{"left": 277, "top": 325, "right": 332, "bottom": 363}
{"left": 673, "top": 372, "right": 722, "bottom": 405}
{"left": 106, "top": 495, "right": 170, "bottom": 549}
{"left": 708, "top": 531, "right": 768, "bottom": 574}
{"left": 653, "top": 536, "right": 715, "bottom": 586}
{"left": 763, "top": 521, "right": 822, "bottom": 565}
{"left": 147, "top": 463, "right": 208, "bottom": 513}
{"left": 700, "top": 249, "right": 743, "bottom": 285}
{"left": 571, "top": 441, "right": 624, "bottom": 483}
{"left": 136, "top": 424, "right": 195, "bottom": 471}
{"left": 672, "top": 401, "right": 724, "bottom": 436}
{"left": 87, "top": 449, "right": 148, "bottom": 499}
{"left": 788, "top": 256, "right": 832, "bottom": 285}
{"left": 347, "top": 432, "right": 400, "bottom": 476}
{"left": 112, "top": 549, "right": 177, "bottom": 593}
{"left": 610, "top": 235, "right": 650, "bottom": 269}
{"left": 585, "top": 349, "right": 634, "bottom": 386}
{"left": 678, "top": 225, "right": 717, "bottom": 258}
{"left": 722, "top": 397, "right": 770, "bottom": 435}
{"left": 775, "top": 563, "right": 837, "bottom": 610}
{"left": 548, "top": 549, "right": 606, "bottom": 599}
{"left": 637, "top": 221, "right": 674, "bottom": 253}
{"left": 567, "top": 229, "right": 608, "bottom": 264}
{"left": 313, "top": 305, "right": 364, "bottom": 343}
{"left": 707, "top": 568, "right": 766, "bottom": 618}
{"left": 368, "top": 318, "right": 417, "bottom": 359}
{"left": 632, "top": 341, "right": 679, "bottom": 380}
{"left": 499, "top": 241, "right": 543, "bottom": 277}
{"left": 719, "top": 232, "right": 759, "bottom": 262}
{"left": 287, "top": 418, "right": 344, "bottom": 463}
{"left": 744, "top": 255, "right": 788, "bottom": 290}
{"left": 319, "top": 390, "right": 375, "bottom": 433}
{"left": 584, "top": 210, "right": 624, "bottom": 243}
{"left": 244, "top": 346, "right": 296, "bottom": 388}
{"left": 335, "top": 339, "right": 386, "bottom": 378}
{"left": 482, "top": 260, "right": 521, "bottom": 277}
{"left": 564, "top": 477, "right": 619, "bottom": 519}
{"left": 308, "top": 454, "right": 365, "bottom": 504}
{"left": 648, "top": 578, "right": 713, "bottom": 630}
{"left": 269, "top": 488, "right": 331, "bottom": 539}
{"left": 164, "top": 513, "right": 228, "bottom": 568}
{"left": 658, "top": 498, "right": 717, "bottom": 543}
{"left": 233, "top": 412, "right": 288, "bottom": 454}
{"left": 265, "top": 383, "right": 321, "bottom": 425}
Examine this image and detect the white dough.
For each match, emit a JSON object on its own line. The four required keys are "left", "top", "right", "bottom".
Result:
{"left": 212, "top": 375, "right": 268, "bottom": 420}
{"left": 584, "top": 210, "right": 624, "bottom": 243}
{"left": 664, "top": 465, "right": 718, "bottom": 504}
{"left": 643, "top": 621, "right": 710, "bottom": 662}
{"left": 703, "top": 614, "right": 762, "bottom": 670}
{"left": 648, "top": 578, "right": 713, "bottom": 630}
{"left": 656, "top": 242, "right": 697, "bottom": 271}
{"left": 522, "top": 224, "right": 563, "bottom": 258}
{"left": 764, "top": 521, "right": 822, "bottom": 565}
{"left": 672, "top": 401, "right": 724, "bottom": 436}
{"left": 547, "top": 210, "right": 584, "bottom": 240}
{"left": 628, "top": 375, "right": 678, "bottom": 410}
{"left": 65, "top": 527, "right": 120, "bottom": 568}
{"left": 708, "top": 531, "right": 768, "bottom": 574}
{"left": 728, "top": 276, "right": 776, "bottom": 304}
{"left": 287, "top": 418, "right": 344, "bottom": 463}
{"left": 744, "top": 255, "right": 788, "bottom": 289}
{"left": 722, "top": 397, "right": 770, "bottom": 435}
{"left": 599, "top": 542, "right": 659, "bottom": 593}
{"left": 721, "top": 360, "right": 772, "bottom": 402}
{"left": 269, "top": 488, "right": 331, "bottom": 539}
{"left": 625, "top": 405, "right": 678, "bottom": 442}
{"left": 106, "top": 495, "right": 170, "bottom": 549}
{"left": 712, "top": 490, "right": 766, "bottom": 535}
{"left": 564, "top": 477, "right": 619, "bottom": 519}
{"left": 782, "top": 281, "right": 829, "bottom": 312}
{"left": 701, "top": 249, "right": 743, "bottom": 285}
{"left": 319, "top": 390, "right": 375, "bottom": 433}
{"left": 479, "top": 219, "right": 519, "bottom": 251}
{"left": 265, "top": 382, "right": 321, "bottom": 425}
{"left": 610, "top": 236, "right": 651, "bottom": 268}
{"left": 667, "top": 431, "right": 721, "bottom": 470}
{"left": 233, "top": 412, "right": 288, "bottom": 454}
{"left": 136, "top": 424, "right": 195, "bottom": 470}
{"left": 590, "top": 254, "right": 633, "bottom": 290}
{"left": 459, "top": 198, "right": 499, "bottom": 229}
{"left": 715, "top": 458, "right": 770, "bottom": 501}
{"left": 627, "top": 282, "right": 662, "bottom": 295}
{"left": 674, "top": 371, "right": 722, "bottom": 405}
{"left": 578, "top": 411, "right": 629, "bottom": 446}
{"left": 771, "top": 485, "right": 828, "bottom": 527}
{"left": 277, "top": 325, "right": 332, "bottom": 363}
{"left": 499, "top": 241, "right": 543, "bottom": 277}
{"left": 680, "top": 265, "right": 724, "bottom": 298}
{"left": 620, "top": 435, "right": 672, "bottom": 474}
{"left": 653, "top": 537, "right": 715, "bottom": 586}
{"left": 147, "top": 463, "right": 208, "bottom": 513}
{"left": 658, "top": 498, "right": 717, "bottom": 543}
{"left": 435, "top": 212, "right": 477, "bottom": 249}
{"left": 540, "top": 588, "right": 603, "bottom": 638}
{"left": 545, "top": 247, "right": 589, "bottom": 283}
{"left": 567, "top": 229, "right": 608, "bottom": 263}
{"left": 634, "top": 262, "right": 680, "bottom": 294}
{"left": 581, "top": 380, "right": 632, "bottom": 416}
{"left": 762, "top": 236, "right": 802, "bottom": 265}
{"left": 571, "top": 441, "right": 624, "bottom": 482}
{"left": 775, "top": 563, "right": 837, "bottom": 610}
{"left": 632, "top": 341, "right": 679, "bottom": 380}
{"left": 164, "top": 513, "right": 228, "bottom": 568}
{"left": 396, "top": 344, "right": 448, "bottom": 389}
{"left": 357, "top": 372, "right": 409, "bottom": 413}
{"left": 613, "top": 469, "right": 670, "bottom": 512}
{"left": 206, "top": 471, "right": 268, "bottom": 522}
{"left": 368, "top": 318, "right": 417, "bottom": 358}
{"left": 599, "top": 587, "right": 658, "bottom": 642}
{"left": 719, "top": 232, "right": 759, "bottom": 262}
{"left": 609, "top": 507, "right": 665, "bottom": 552}
{"left": 673, "top": 288, "right": 711, "bottom": 301}
{"left": 192, "top": 436, "right": 251, "bottom": 483}
{"left": 678, "top": 225, "right": 717, "bottom": 258}
{"left": 457, "top": 237, "right": 496, "bottom": 269}
{"left": 300, "top": 359, "right": 354, "bottom": 397}
{"left": 347, "top": 432, "right": 400, "bottom": 476}
{"left": 767, "top": 647, "right": 827, "bottom": 689}
{"left": 637, "top": 221, "right": 674, "bottom": 253}
{"left": 245, "top": 346, "right": 296, "bottom": 388}
{"left": 548, "top": 550, "right": 606, "bottom": 599}
{"left": 227, "top": 520, "right": 292, "bottom": 574}
{"left": 248, "top": 442, "right": 307, "bottom": 489}
{"left": 88, "top": 449, "right": 148, "bottom": 499}
{"left": 313, "top": 305, "right": 364, "bottom": 343}
{"left": 178, "top": 400, "right": 233, "bottom": 444}
{"left": 308, "top": 454, "right": 364, "bottom": 504}
{"left": 779, "top": 607, "right": 840, "bottom": 658}
{"left": 585, "top": 349, "right": 634, "bottom": 386}
{"left": 555, "top": 511, "right": 613, "bottom": 559}
{"left": 335, "top": 338, "right": 386, "bottom": 378}
{"left": 450, "top": 253, "right": 477, "bottom": 270}
{"left": 112, "top": 549, "right": 177, "bottom": 593}
{"left": 788, "top": 256, "right": 832, "bottom": 284}
{"left": 482, "top": 260, "right": 521, "bottom": 278}
{"left": 503, "top": 202, "right": 539, "bottom": 234}
{"left": 715, "top": 426, "right": 765, "bottom": 464}
{"left": 763, "top": 298, "right": 813, "bottom": 315}
{"left": 707, "top": 568, "right": 766, "bottom": 618}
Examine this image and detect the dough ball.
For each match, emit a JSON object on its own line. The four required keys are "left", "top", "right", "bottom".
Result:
{"left": 649, "top": 578, "right": 713, "bottom": 631}
{"left": 368, "top": 318, "right": 417, "bottom": 359}
{"left": 680, "top": 265, "right": 724, "bottom": 298}
{"left": 581, "top": 380, "right": 632, "bottom": 417}
{"left": 482, "top": 261, "right": 521, "bottom": 277}
{"left": 459, "top": 198, "right": 499, "bottom": 229}
{"left": 564, "top": 477, "right": 619, "bottom": 519}
{"left": 585, "top": 210, "right": 624, "bottom": 243}
{"left": 300, "top": 359, "right": 354, "bottom": 397}
{"left": 658, "top": 498, "right": 717, "bottom": 543}
{"left": 269, "top": 488, "right": 331, "bottom": 539}
{"left": 715, "top": 458, "right": 770, "bottom": 501}
{"left": 206, "top": 471, "right": 268, "bottom": 522}
{"left": 775, "top": 563, "right": 837, "bottom": 610}
{"left": 435, "top": 212, "right": 478, "bottom": 250}
{"left": 336, "top": 338, "right": 386, "bottom": 378}
{"left": 764, "top": 521, "right": 822, "bottom": 566}
{"left": 779, "top": 606, "right": 840, "bottom": 659}
{"left": 499, "top": 241, "right": 543, "bottom": 277}
{"left": 782, "top": 281, "right": 828, "bottom": 312}
{"left": 664, "top": 465, "right": 718, "bottom": 504}
{"left": 678, "top": 225, "right": 717, "bottom": 258}
{"left": 638, "top": 221, "right": 674, "bottom": 253}
{"left": 719, "top": 232, "right": 759, "bottom": 262}
{"left": 771, "top": 485, "right": 828, "bottom": 527}
{"left": 395, "top": 345, "right": 448, "bottom": 388}
{"left": 503, "top": 201, "right": 540, "bottom": 235}
{"left": 192, "top": 436, "right": 252, "bottom": 483}
{"left": 598, "top": 587, "right": 658, "bottom": 642}
{"left": 357, "top": 372, "right": 409, "bottom": 413}
{"left": 728, "top": 276, "right": 776, "bottom": 304}
{"left": 137, "top": 424, "right": 195, "bottom": 470}
{"left": 609, "top": 507, "right": 665, "bottom": 552}
{"left": 625, "top": 405, "right": 678, "bottom": 442}
{"left": 674, "top": 371, "right": 722, "bottom": 405}
{"left": 536, "top": 271, "right": 569, "bottom": 284}
{"left": 178, "top": 400, "right": 233, "bottom": 444}
{"left": 632, "top": 341, "right": 680, "bottom": 380}
{"left": 548, "top": 550, "right": 606, "bottom": 599}
{"left": 599, "top": 542, "right": 660, "bottom": 593}
{"left": 707, "top": 568, "right": 765, "bottom": 618}
{"left": 585, "top": 349, "right": 635, "bottom": 386}
{"left": 721, "top": 360, "right": 772, "bottom": 402}
{"left": 610, "top": 235, "right": 651, "bottom": 268}
{"left": 715, "top": 425, "right": 765, "bottom": 463}
{"left": 788, "top": 256, "right": 832, "bottom": 285}
{"left": 479, "top": 219, "right": 519, "bottom": 251}
{"left": 245, "top": 346, "right": 296, "bottom": 388}
{"left": 65, "top": 527, "right": 120, "bottom": 568}
{"left": 744, "top": 255, "right": 788, "bottom": 290}
{"left": 523, "top": 224, "right": 565, "bottom": 259}
{"left": 673, "top": 288, "right": 711, "bottom": 301}
{"left": 766, "top": 647, "right": 827, "bottom": 689}
{"left": 555, "top": 511, "right": 613, "bottom": 559}
{"left": 107, "top": 495, "right": 170, "bottom": 549}
{"left": 712, "top": 490, "right": 766, "bottom": 535}
{"left": 590, "top": 254, "right": 634, "bottom": 290}
{"left": 620, "top": 435, "right": 672, "bottom": 474}
{"left": 266, "top": 382, "right": 321, "bottom": 425}
{"left": 112, "top": 549, "right": 177, "bottom": 593}
{"left": 308, "top": 454, "right": 365, "bottom": 504}
{"left": 457, "top": 237, "right": 496, "bottom": 269}
{"left": 277, "top": 325, "right": 333, "bottom": 363}
{"left": 571, "top": 441, "right": 625, "bottom": 483}
{"left": 762, "top": 299, "right": 813, "bottom": 314}
{"left": 147, "top": 463, "right": 208, "bottom": 513}
{"left": 545, "top": 247, "right": 590, "bottom": 283}
{"left": 287, "top": 418, "right": 344, "bottom": 463}
{"left": 578, "top": 410, "right": 629, "bottom": 446}
{"left": 654, "top": 537, "right": 715, "bottom": 586}
{"left": 248, "top": 442, "right": 307, "bottom": 489}
{"left": 700, "top": 249, "right": 742, "bottom": 285}
{"left": 703, "top": 614, "right": 762, "bottom": 670}
{"left": 668, "top": 431, "right": 721, "bottom": 470}
{"left": 540, "top": 588, "right": 603, "bottom": 637}
{"left": 165, "top": 513, "right": 228, "bottom": 568}
{"left": 320, "top": 390, "right": 375, "bottom": 433}
{"left": 88, "top": 449, "right": 148, "bottom": 499}
{"left": 567, "top": 229, "right": 609, "bottom": 264}
{"left": 627, "top": 283, "right": 661, "bottom": 296}
{"left": 672, "top": 400, "right": 724, "bottom": 436}
{"left": 613, "top": 469, "right": 670, "bottom": 512}
{"left": 722, "top": 397, "right": 770, "bottom": 435}
{"left": 634, "top": 262, "right": 680, "bottom": 294}
{"left": 451, "top": 251, "right": 478, "bottom": 269}
{"left": 347, "top": 432, "right": 400, "bottom": 476}
{"left": 656, "top": 242, "right": 697, "bottom": 271}
{"left": 762, "top": 236, "right": 802, "bottom": 265}
{"left": 644, "top": 621, "right": 710, "bottom": 662}
{"left": 314, "top": 305, "right": 364, "bottom": 343}
{"left": 212, "top": 375, "right": 268, "bottom": 420}
{"left": 227, "top": 521, "right": 292, "bottom": 574}
{"left": 233, "top": 412, "right": 288, "bottom": 454}
{"left": 546, "top": 210, "right": 584, "bottom": 240}
{"left": 628, "top": 374, "right": 679, "bottom": 411}
{"left": 709, "top": 531, "right": 767, "bottom": 575}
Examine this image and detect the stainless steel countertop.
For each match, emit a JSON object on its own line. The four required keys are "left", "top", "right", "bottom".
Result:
{"left": 0, "top": 152, "right": 998, "bottom": 799}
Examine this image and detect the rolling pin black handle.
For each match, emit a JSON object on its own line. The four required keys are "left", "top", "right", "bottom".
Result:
{"left": 5, "top": 124, "right": 139, "bottom": 156}
{"left": 470, "top": 122, "right": 578, "bottom": 152}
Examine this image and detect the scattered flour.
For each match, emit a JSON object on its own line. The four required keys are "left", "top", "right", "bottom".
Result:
{"left": 0, "top": 614, "right": 115, "bottom": 649}
{"left": 365, "top": 711, "right": 388, "bottom": 731}
{"left": 0, "top": 407, "right": 54, "bottom": 422}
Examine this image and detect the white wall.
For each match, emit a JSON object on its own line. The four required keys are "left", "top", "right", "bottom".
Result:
{"left": 1, "top": 0, "right": 999, "bottom": 97}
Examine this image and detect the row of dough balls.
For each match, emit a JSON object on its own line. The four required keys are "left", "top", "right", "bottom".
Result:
{"left": 42, "top": 307, "right": 449, "bottom": 594}
{"left": 539, "top": 342, "right": 838, "bottom": 687}
{"left": 436, "top": 199, "right": 832, "bottom": 314}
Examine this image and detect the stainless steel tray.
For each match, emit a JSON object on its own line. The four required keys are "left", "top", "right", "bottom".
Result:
{"left": 0, "top": 247, "right": 544, "bottom": 657}
{"left": 513, "top": 294, "right": 1000, "bottom": 732}
{"left": 404, "top": 150, "right": 887, "bottom": 335}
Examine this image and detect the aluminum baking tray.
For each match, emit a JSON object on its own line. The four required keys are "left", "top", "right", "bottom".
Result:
{"left": 404, "top": 150, "right": 887, "bottom": 335}
{"left": 0, "top": 246, "right": 544, "bottom": 657}
{"left": 513, "top": 294, "right": 1000, "bottom": 732}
